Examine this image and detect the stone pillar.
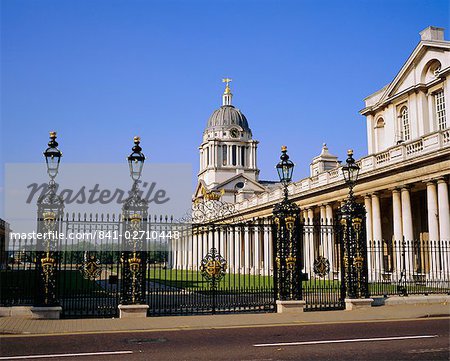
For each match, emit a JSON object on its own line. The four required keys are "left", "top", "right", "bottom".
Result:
{"left": 320, "top": 205, "right": 326, "bottom": 256}
{"left": 325, "top": 204, "right": 334, "bottom": 275}
{"left": 427, "top": 181, "right": 440, "bottom": 242}
{"left": 401, "top": 186, "right": 414, "bottom": 275}
{"left": 187, "top": 230, "right": 193, "bottom": 270}
{"left": 244, "top": 225, "right": 250, "bottom": 272}
{"left": 371, "top": 193, "right": 382, "bottom": 241}
{"left": 307, "top": 208, "right": 315, "bottom": 277}
{"left": 254, "top": 221, "right": 261, "bottom": 274}
{"left": 219, "top": 227, "right": 225, "bottom": 258}
{"left": 227, "top": 227, "right": 234, "bottom": 272}
{"left": 427, "top": 181, "right": 440, "bottom": 279}
{"left": 234, "top": 227, "right": 241, "bottom": 273}
{"left": 364, "top": 195, "right": 373, "bottom": 281}
{"left": 192, "top": 231, "right": 198, "bottom": 271}
{"left": 371, "top": 193, "right": 383, "bottom": 278}
{"left": 437, "top": 178, "right": 450, "bottom": 241}
{"left": 301, "top": 210, "right": 309, "bottom": 274}
{"left": 437, "top": 178, "right": 450, "bottom": 275}
{"left": 392, "top": 189, "right": 403, "bottom": 280}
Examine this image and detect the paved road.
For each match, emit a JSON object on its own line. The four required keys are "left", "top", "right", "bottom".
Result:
{"left": 1, "top": 318, "right": 449, "bottom": 360}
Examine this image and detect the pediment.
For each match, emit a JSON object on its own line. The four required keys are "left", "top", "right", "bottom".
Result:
{"left": 193, "top": 174, "right": 267, "bottom": 201}
{"left": 378, "top": 41, "right": 450, "bottom": 104}
{"left": 214, "top": 174, "right": 267, "bottom": 193}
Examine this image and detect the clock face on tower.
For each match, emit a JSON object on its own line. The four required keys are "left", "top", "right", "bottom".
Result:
{"left": 230, "top": 128, "right": 239, "bottom": 138}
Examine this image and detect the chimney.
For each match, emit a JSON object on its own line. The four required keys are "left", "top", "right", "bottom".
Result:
{"left": 420, "top": 26, "right": 445, "bottom": 41}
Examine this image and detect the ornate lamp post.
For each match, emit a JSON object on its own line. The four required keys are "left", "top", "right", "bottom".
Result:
{"left": 119, "top": 137, "right": 149, "bottom": 317}
{"left": 35, "top": 132, "right": 64, "bottom": 312}
{"left": 272, "top": 146, "right": 303, "bottom": 311}
{"left": 341, "top": 149, "right": 360, "bottom": 201}
{"left": 276, "top": 146, "right": 295, "bottom": 200}
{"left": 338, "top": 149, "right": 370, "bottom": 303}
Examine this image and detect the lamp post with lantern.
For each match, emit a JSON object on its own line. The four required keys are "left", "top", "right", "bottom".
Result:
{"left": 338, "top": 149, "right": 370, "bottom": 303}
{"left": 35, "top": 132, "right": 64, "bottom": 311}
{"left": 119, "top": 137, "right": 149, "bottom": 315}
{"left": 272, "top": 146, "right": 303, "bottom": 310}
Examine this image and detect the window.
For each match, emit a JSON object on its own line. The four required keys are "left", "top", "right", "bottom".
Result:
{"left": 435, "top": 90, "right": 447, "bottom": 130}
{"left": 232, "top": 145, "right": 237, "bottom": 166}
{"left": 222, "top": 146, "right": 227, "bottom": 166}
{"left": 206, "top": 147, "right": 209, "bottom": 166}
{"left": 375, "top": 118, "right": 385, "bottom": 151}
{"left": 241, "top": 147, "right": 246, "bottom": 167}
{"left": 400, "top": 107, "right": 410, "bottom": 141}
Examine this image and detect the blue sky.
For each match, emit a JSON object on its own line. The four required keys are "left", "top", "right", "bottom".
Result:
{"left": 1, "top": 0, "right": 448, "bottom": 216}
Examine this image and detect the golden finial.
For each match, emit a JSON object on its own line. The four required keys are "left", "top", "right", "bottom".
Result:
{"left": 222, "top": 78, "right": 232, "bottom": 94}
{"left": 222, "top": 78, "right": 232, "bottom": 86}
{"left": 281, "top": 145, "right": 287, "bottom": 152}
{"left": 347, "top": 149, "right": 353, "bottom": 156}
{"left": 134, "top": 136, "right": 141, "bottom": 143}
{"left": 49, "top": 131, "right": 57, "bottom": 138}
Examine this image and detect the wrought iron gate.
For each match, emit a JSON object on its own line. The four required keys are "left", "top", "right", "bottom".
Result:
{"left": 146, "top": 221, "right": 275, "bottom": 316}
{"left": 301, "top": 223, "right": 345, "bottom": 311}
{"left": 59, "top": 213, "right": 121, "bottom": 318}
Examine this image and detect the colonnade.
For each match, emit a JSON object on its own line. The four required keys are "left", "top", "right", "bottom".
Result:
{"left": 170, "top": 178, "right": 449, "bottom": 281}
{"left": 364, "top": 178, "right": 450, "bottom": 281}
{"left": 170, "top": 218, "right": 273, "bottom": 276}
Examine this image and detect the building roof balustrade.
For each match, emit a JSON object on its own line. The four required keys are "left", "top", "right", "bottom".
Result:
{"left": 235, "top": 128, "right": 449, "bottom": 212}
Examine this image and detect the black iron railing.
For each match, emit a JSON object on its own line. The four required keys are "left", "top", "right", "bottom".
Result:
{"left": 368, "top": 239, "right": 450, "bottom": 296}
{"left": 2, "top": 217, "right": 450, "bottom": 317}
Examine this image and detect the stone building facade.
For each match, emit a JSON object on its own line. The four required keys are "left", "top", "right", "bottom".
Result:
{"left": 174, "top": 27, "right": 449, "bottom": 280}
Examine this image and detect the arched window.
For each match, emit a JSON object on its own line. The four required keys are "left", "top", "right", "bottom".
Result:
{"left": 375, "top": 117, "right": 385, "bottom": 151}
{"left": 232, "top": 145, "right": 237, "bottom": 166}
{"left": 400, "top": 107, "right": 410, "bottom": 141}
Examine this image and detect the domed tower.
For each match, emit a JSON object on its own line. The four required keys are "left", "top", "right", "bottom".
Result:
{"left": 196, "top": 79, "right": 261, "bottom": 200}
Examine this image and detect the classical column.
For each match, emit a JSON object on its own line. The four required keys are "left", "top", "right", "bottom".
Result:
{"left": 192, "top": 231, "right": 198, "bottom": 271}
{"left": 234, "top": 226, "right": 241, "bottom": 273}
{"left": 300, "top": 210, "right": 308, "bottom": 274}
{"left": 401, "top": 186, "right": 414, "bottom": 275}
{"left": 371, "top": 193, "right": 382, "bottom": 241}
{"left": 244, "top": 225, "right": 250, "bottom": 272}
{"left": 187, "top": 230, "right": 193, "bottom": 270}
{"left": 437, "top": 178, "right": 450, "bottom": 275}
{"left": 325, "top": 204, "right": 334, "bottom": 275}
{"left": 392, "top": 189, "right": 403, "bottom": 280}
{"left": 437, "top": 178, "right": 450, "bottom": 241}
{"left": 263, "top": 218, "right": 271, "bottom": 276}
{"left": 219, "top": 227, "right": 225, "bottom": 260}
{"left": 364, "top": 195, "right": 374, "bottom": 281}
{"left": 371, "top": 193, "right": 383, "bottom": 278}
{"left": 427, "top": 181, "right": 440, "bottom": 278}
{"left": 307, "top": 208, "right": 315, "bottom": 276}
{"left": 254, "top": 221, "right": 261, "bottom": 274}
{"left": 227, "top": 227, "right": 234, "bottom": 272}
{"left": 319, "top": 205, "right": 326, "bottom": 256}
{"left": 427, "top": 181, "right": 440, "bottom": 241}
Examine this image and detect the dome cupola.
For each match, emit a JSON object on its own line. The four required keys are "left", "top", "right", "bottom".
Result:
{"left": 205, "top": 79, "right": 251, "bottom": 133}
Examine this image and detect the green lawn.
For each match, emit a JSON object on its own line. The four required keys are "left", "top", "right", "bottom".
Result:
{"left": 147, "top": 269, "right": 449, "bottom": 295}
{"left": 0, "top": 270, "right": 104, "bottom": 303}
{"left": 148, "top": 268, "right": 273, "bottom": 291}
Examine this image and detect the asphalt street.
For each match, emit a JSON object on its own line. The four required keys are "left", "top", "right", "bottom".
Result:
{"left": 1, "top": 317, "right": 449, "bottom": 361}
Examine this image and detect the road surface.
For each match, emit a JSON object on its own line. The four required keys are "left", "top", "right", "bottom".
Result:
{"left": 1, "top": 317, "right": 449, "bottom": 360}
